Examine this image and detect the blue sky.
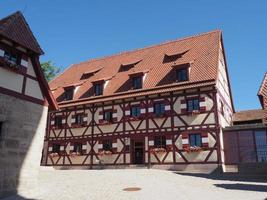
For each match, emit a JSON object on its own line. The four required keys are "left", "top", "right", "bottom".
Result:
{"left": 1, "top": 0, "right": 266, "bottom": 111}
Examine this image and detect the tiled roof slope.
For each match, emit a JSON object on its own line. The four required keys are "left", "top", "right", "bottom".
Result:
{"left": 258, "top": 72, "right": 267, "bottom": 109}
{"left": 0, "top": 11, "right": 43, "bottom": 55}
{"left": 50, "top": 30, "right": 222, "bottom": 103}
{"left": 233, "top": 109, "right": 267, "bottom": 124}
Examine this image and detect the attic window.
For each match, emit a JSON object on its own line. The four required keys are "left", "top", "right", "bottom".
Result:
{"left": 80, "top": 68, "right": 102, "bottom": 80}
{"left": 4, "top": 51, "right": 19, "bottom": 65}
{"left": 163, "top": 50, "right": 188, "bottom": 63}
{"left": 176, "top": 68, "right": 188, "bottom": 82}
{"left": 119, "top": 60, "right": 142, "bottom": 72}
{"left": 64, "top": 88, "right": 74, "bottom": 100}
{"left": 132, "top": 76, "right": 142, "bottom": 89}
{"left": 94, "top": 83, "right": 103, "bottom": 96}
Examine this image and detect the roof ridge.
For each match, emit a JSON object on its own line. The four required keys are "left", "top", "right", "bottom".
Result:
{"left": 71, "top": 29, "right": 221, "bottom": 66}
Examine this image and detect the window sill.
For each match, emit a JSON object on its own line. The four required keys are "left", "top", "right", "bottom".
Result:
{"left": 71, "top": 123, "right": 87, "bottom": 128}
{"left": 128, "top": 116, "right": 142, "bottom": 121}
{"left": 99, "top": 120, "right": 113, "bottom": 125}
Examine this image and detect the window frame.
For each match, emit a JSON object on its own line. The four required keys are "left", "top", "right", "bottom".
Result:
{"left": 102, "top": 139, "right": 112, "bottom": 151}
{"left": 94, "top": 83, "right": 103, "bottom": 96}
{"left": 54, "top": 116, "right": 63, "bottom": 128}
{"left": 154, "top": 102, "right": 165, "bottom": 116}
{"left": 131, "top": 105, "right": 141, "bottom": 117}
{"left": 64, "top": 88, "right": 74, "bottom": 101}
{"left": 189, "top": 134, "right": 202, "bottom": 147}
{"left": 74, "top": 114, "right": 84, "bottom": 125}
{"left": 52, "top": 143, "right": 61, "bottom": 153}
{"left": 73, "top": 142, "right": 83, "bottom": 153}
{"left": 132, "top": 76, "right": 143, "bottom": 89}
{"left": 103, "top": 110, "right": 113, "bottom": 122}
{"left": 187, "top": 98, "right": 200, "bottom": 112}
{"left": 176, "top": 67, "right": 188, "bottom": 82}
{"left": 154, "top": 136, "right": 166, "bottom": 148}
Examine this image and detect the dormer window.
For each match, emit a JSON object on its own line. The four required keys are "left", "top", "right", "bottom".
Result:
{"left": 94, "top": 83, "right": 103, "bottom": 96}
{"left": 132, "top": 76, "right": 142, "bottom": 89}
{"left": 64, "top": 88, "right": 74, "bottom": 101}
{"left": 176, "top": 68, "right": 188, "bottom": 82}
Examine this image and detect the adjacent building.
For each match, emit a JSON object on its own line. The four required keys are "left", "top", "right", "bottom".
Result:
{"left": 0, "top": 12, "right": 57, "bottom": 197}
{"left": 43, "top": 30, "right": 234, "bottom": 171}
{"left": 223, "top": 73, "right": 267, "bottom": 173}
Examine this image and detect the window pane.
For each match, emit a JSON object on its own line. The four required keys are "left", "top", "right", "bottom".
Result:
{"left": 52, "top": 144, "right": 60, "bottom": 153}
{"left": 133, "top": 76, "right": 142, "bottom": 89}
{"left": 255, "top": 131, "right": 267, "bottom": 162}
{"left": 177, "top": 69, "right": 188, "bottom": 82}
{"left": 131, "top": 106, "right": 140, "bottom": 117}
{"left": 95, "top": 84, "right": 103, "bottom": 96}
{"left": 55, "top": 117, "right": 62, "bottom": 127}
{"left": 193, "top": 99, "right": 199, "bottom": 110}
{"left": 74, "top": 143, "right": 82, "bottom": 153}
{"left": 103, "top": 140, "right": 112, "bottom": 151}
{"left": 104, "top": 111, "right": 112, "bottom": 121}
{"left": 189, "top": 134, "right": 201, "bottom": 147}
{"left": 187, "top": 100, "right": 193, "bottom": 112}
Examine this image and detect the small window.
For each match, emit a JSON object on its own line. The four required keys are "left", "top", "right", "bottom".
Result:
{"left": 154, "top": 136, "right": 166, "bottom": 148}
{"left": 0, "top": 122, "right": 3, "bottom": 141}
{"left": 74, "top": 143, "right": 82, "bottom": 153}
{"left": 75, "top": 114, "right": 83, "bottom": 125}
{"left": 154, "top": 102, "right": 165, "bottom": 115}
{"left": 132, "top": 76, "right": 142, "bottom": 89}
{"left": 176, "top": 68, "right": 188, "bottom": 82}
{"left": 131, "top": 106, "right": 141, "bottom": 117}
{"left": 189, "top": 134, "right": 202, "bottom": 147}
{"left": 187, "top": 99, "right": 199, "bottom": 112}
{"left": 64, "top": 88, "right": 74, "bottom": 101}
{"left": 4, "top": 51, "right": 19, "bottom": 64}
{"left": 54, "top": 116, "right": 62, "bottom": 128}
{"left": 104, "top": 111, "right": 113, "bottom": 122}
{"left": 94, "top": 83, "right": 103, "bottom": 96}
{"left": 221, "top": 101, "right": 224, "bottom": 116}
{"left": 52, "top": 144, "right": 61, "bottom": 153}
{"left": 103, "top": 140, "right": 112, "bottom": 151}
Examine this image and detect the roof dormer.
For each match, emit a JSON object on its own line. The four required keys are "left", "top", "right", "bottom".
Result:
{"left": 128, "top": 70, "right": 148, "bottom": 90}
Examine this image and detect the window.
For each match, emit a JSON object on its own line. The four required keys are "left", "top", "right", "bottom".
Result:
{"left": 154, "top": 136, "right": 166, "bottom": 148}
{"left": 52, "top": 144, "right": 61, "bottom": 153}
{"left": 94, "top": 83, "right": 103, "bottom": 96}
{"left": 132, "top": 76, "right": 142, "bottom": 89}
{"left": 154, "top": 102, "right": 165, "bottom": 115}
{"left": 131, "top": 106, "right": 141, "bottom": 117}
{"left": 73, "top": 143, "right": 82, "bottom": 153}
{"left": 104, "top": 111, "right": 113, "bottom": 122}
{"left": 64, "top": 88, "right": 74, "bottom": 100}
{"left": 176, "top": 68, "right": 188, "bottom": 82}
{"left": 75, "top": 114, "right": 83, "bottom": 125}
{"left": 0, "top": 122, "right": 3, "bottom": 141}
{"left": 187, "top": 99, "right": 200, "bottom": 112}
{"left": 54, "top": 116, "right": 62, "bottom": 128}
{"left": 189, "top": 134, "right": 202, "bottom": 147}
{"left": 220, "top": 101, "right": 224, "bottom": 116}
{"left": 103, "top": 140, "right": 112, "bottom": 151}
{"left": 4, "top": 51, "right": 19, "bottom": 64}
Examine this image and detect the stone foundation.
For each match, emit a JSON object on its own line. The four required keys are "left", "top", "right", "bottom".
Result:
{"left": 0, "top": 93, "right": 47, "bottom": 198}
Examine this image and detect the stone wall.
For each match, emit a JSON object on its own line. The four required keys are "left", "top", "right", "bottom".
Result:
{"left": 0, "top": 92, "right": 47, "bottom": 198}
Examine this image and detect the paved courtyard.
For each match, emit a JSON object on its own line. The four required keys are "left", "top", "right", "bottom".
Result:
{"left": 3, "top": 168, "right": 267, "bottom": 200}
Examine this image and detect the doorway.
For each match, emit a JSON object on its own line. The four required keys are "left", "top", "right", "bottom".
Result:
{"left": 131, "top": 139, "right": 144, "bottom": 164}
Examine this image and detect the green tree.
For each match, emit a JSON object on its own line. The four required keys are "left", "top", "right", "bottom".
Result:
{"left": 41, "top": 61, "right": 60, "bottom": 82}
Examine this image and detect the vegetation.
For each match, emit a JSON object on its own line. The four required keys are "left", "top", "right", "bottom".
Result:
{"left": 41, "top": 61, "right": 60, "bottom": 82}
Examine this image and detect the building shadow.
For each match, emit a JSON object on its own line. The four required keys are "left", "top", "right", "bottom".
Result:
{"left": 174, "top": 168, "right": 267, "bottom": 183}
{"left": 214, "top": 183, "right": 267, "bottom": 193}
{"left": 1, "top": 194, "right": 39, "bottom": 200}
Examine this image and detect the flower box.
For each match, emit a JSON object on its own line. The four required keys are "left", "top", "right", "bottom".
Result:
{"left": 69, "top": 152, "right": 82, "bottom": 157}
{"left": 49, "top": 152, "right": 59, "bottom": 158}
{"left": 150, "top": 147, "right": 166, "bottom": 154}
{"left": 184, "top": 146, "right": 203, "bottom": 153}
{"left": 98, "top": 150, "right": 112, "bottom": 156}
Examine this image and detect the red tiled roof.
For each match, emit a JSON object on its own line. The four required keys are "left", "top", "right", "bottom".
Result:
{"left": 233, "top": 109, "right": 267, "bottom": 124}
{"left": 258, "top": 72, "right": 267, "bottom": 109}
{"left": 0, "top": 11, "right": 43, "bottom": 55}
{"left": 50, "top": 30, "right": 222, "bottom": 106}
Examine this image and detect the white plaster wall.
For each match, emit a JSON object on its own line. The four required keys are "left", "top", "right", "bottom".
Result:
{"left": 25, "top": 78, "right": 44, "bottom": 100}
{"left": 0, "top": 67, "right": 23, "bottom": 92}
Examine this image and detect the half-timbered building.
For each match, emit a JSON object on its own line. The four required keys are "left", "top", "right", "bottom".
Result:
{"left": 0, "top": 11, "right": 57, "bottom": 197}
{"left": 43, "top": 30, "right": 234, "bottom": 171}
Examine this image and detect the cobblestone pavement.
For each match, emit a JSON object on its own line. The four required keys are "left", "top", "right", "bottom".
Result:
{"left": 2, "top": 168, "right": 267, "bottom": 200}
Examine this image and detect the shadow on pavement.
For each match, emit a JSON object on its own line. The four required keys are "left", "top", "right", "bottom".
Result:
{"left": 1, "top": 194, "right": 39, "bottom": 200}
{"left": 214, "top": 183, "right": 267, "bottom": 192}
{"left": 174, "top": 168, "right": 267, "bottom": 183}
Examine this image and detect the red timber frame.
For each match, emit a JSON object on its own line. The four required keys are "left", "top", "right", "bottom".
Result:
{"left": 44, "top": 86, "right": 221, "bottom": 168}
